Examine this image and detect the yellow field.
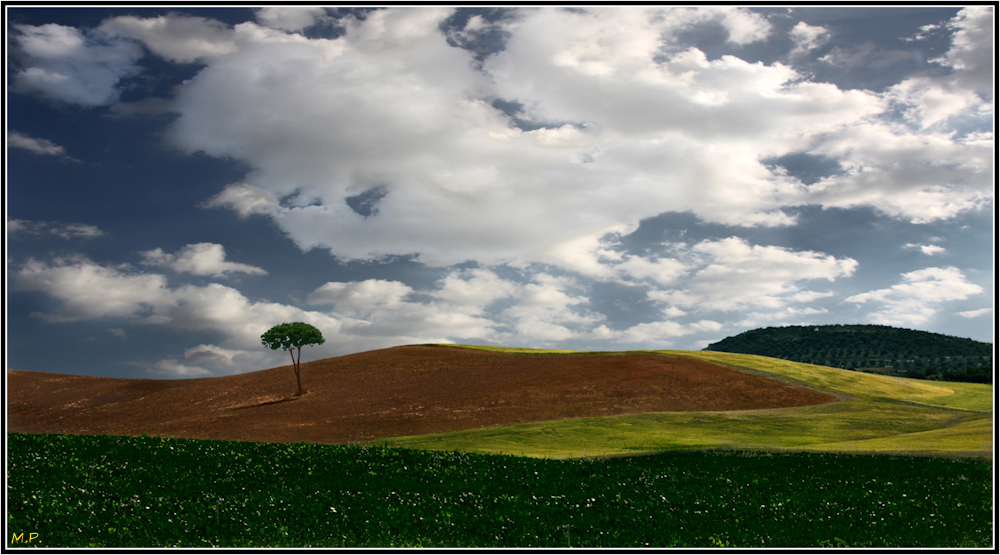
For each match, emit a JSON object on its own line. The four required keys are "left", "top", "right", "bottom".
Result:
{"left": 379, "top": 345, "right": 993, "bottom": 458}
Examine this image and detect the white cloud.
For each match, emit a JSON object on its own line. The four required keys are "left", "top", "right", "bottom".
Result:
{"left": 7, "top": 131, "right": 78, "bottom": 160}
{"left": 166, "top": 7, "right": 902, "bottom": 274}
{"left": 14, "top": 23, "right": 142, "bottom": 106}
{"left": 100, "top": 14, "right": 237, "bottom": 63}
{"left": 14, "top": 255, "right": 172, "bottom": 323}
{"left": 957, "top": 307, "right": 992, "bottom": 319}
{"left": 904, "top": 243, "right": 947, "bottom": 256}
{"left": 930, "top": 6, "right": 994, "bottom": 97}
{"left": 15, "top": 8, "right": 991, "bottom": 282}
{"left": 647, "top": 237, "right": 857, "bottom": 312}
{"left": 789, "top": 21, "right": 829, "bottom": 56}
{"left": 734, "top": 306, "right": 829, "bottom": 329}
{"left": 500, "top": 273, "right": 603, "bottom": 341}
{"left": 10, "top": 9, "right": 994, "bottom": 369}
{"left": 151, "top": 343, "right": 276, "bottom": 377}
{"left": 7, "top": 219, "right": 104, "bottom": 239}
{"left": 14, "top": 254, "right": 556, "bottom": 376}
{"left": 614, "top": 254, "right": 690, "bottom": 286}
{"left": 844, "top": 266, "right": 984, "bottom": 326}
{"left": 889, "top": 76, "right": 989, "bottom": 129}
{"left": 201, "top": 183, "right": 281, "bottom": 217}
{"left": 806, "top": 123, "right": 993, "bottom": 223}
{"left": 429, "top": 267, "right": 519, "bottom": 306}
{"left": 709, "top": 7, "right": 772, "bottom": 45}
{"left": 256, "top": 7, "right": 329, "bottom": 32}
{"left": 307, "top": 279, "right": 414, "bottom": 316}
{"left": 12, "top": 255, "right": 343, "bottom": 375}
{"left": 139, "top": 243, "right": 267, "bottom": 277}
{"left": 143, "top": 358, "right": 213, "bottom": 378}
{"left": 611, "top": 319, "right": 723, "bottom": 345}
{"left": 10, "top": 257, "right": 317, "bottom": 334}
{"left": 305, "top": 270, "right": 595, "bottom": 345}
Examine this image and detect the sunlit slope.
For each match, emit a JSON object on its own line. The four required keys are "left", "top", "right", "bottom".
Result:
{"left": 675, "top": 350, "right": 992, "bottom": 412}
{"left": 381, "top": 346, "right": 992, "bottom": 458}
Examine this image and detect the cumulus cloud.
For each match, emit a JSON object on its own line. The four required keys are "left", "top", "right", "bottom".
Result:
{"left": 14, "top": 7, "right": 991, "bottom": 279}
{"left": 139, "top": 243, "right": 267, "bottom": 277}
{"left": 734, "top": 306, "right": 829, "bottom": 330}
{"left": 805, "top": 122, "right": 992, "bottom": 223}
{"left": 12, "top": 255, "right": 341, "bottom": 375}
{"left": 165, "top": 7, "right": 916, "bottom": 273}
{"left": 789, "top": 21, "right": 830, "bottom": 56}
{"left": 200, "top": 183, "right": 281, "bottom": 217}
{"left": 13, "top": 23, "right": 142, "bottom": 105}
{"left": 307, "top": 279, "right": 414, "bottom": 316}
{"left": 608, "top": 319, "right": 723, "bottom": 345}
{"left": 889, "top": 76, "right": 990, "bottom": 129}
{"left": 883, "top": 8, "right": 993, "bottom": 131}
{"left": 100, "top": 13, "right": 237, "bottom": 63}
{"left": 930, "top": 6, "right": 994, "bottom": 97}
{"left": 501, "top": 274, "right": 603, "bottom": 341}
{"left": 10, "top": 8, "right": 994, "bottom": 371}
{"left": 904, "top": 243, "right": 946, "bottom": 256}
{"left": 141, "top": 343, "right": 276, "bottom": 378}
{"left": 844, "top": 266, "right": 984, "bottom": 326}
{"left": 14, "top": 255, "right": 172, "bottom": 323}
{"left": 256, "top": 7, "right": 329, "bottom": 32}
{"left": 307, "top": 269, "right": 601, "bottom": 347}
{"left": 15, "top": 254, "right": 570, "bottom": 375}
{"left": 645, "top": 237, "right": 857, "bottom": 312}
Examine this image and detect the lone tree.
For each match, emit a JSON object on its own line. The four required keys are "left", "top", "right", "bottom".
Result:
{"left": 261, "top": 322, "right": 325, "bottom": 395}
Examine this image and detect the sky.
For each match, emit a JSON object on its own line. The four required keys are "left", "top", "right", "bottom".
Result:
{"left": 5, "top": 5, "right": 995, "bottom": 379}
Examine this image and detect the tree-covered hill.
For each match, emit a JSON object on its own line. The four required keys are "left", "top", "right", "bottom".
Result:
{"left": 703, "top": 325, "right": 993, "bottom": 384}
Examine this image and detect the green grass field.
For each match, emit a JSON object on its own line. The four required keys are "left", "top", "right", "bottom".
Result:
{"left": 379, "top": 346, "right": 993, "bottom": 459}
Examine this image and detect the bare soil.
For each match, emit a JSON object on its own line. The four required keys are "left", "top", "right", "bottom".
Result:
{"left": 7, "top": 345, "right": 838, "bottom": 445}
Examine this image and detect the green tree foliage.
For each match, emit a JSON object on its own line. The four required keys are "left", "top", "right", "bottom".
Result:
{"left": 704, "top": 325, "right": 992, "bottom": 384}
{"left": 261, "top": 323, "right": 325, "bottom": 394}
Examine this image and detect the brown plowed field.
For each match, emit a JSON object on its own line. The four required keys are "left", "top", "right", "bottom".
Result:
{"left": 7, "top": 345, "right": 838, "bottom": 445}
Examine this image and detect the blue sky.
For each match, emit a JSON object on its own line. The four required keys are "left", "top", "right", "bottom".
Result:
{"left": 5, "top": 6, "right": 994, "bottom": 379}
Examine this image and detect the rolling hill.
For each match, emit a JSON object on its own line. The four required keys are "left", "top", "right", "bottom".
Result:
{"left": 7, "top": 344, "right": 991, "bottom": 459}
{"left": 703, "top": 324, "right": 992, "bottom": 383}
{"left": 377, "top": 345, "right": 992, "bottom": 458}
{"left": 6, "top": 345, "right": 835, "bottom": 445}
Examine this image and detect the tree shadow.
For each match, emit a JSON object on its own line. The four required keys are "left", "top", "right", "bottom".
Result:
{"left": 231, "top": 394, "right": 305, "bottom": 411}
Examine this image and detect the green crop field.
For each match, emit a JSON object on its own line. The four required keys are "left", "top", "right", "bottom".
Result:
{"left": 385, "top": 346, "right": 993, "bottom": 458}
{"left": 6, "top": 433, "right": 993, "bottom": 548}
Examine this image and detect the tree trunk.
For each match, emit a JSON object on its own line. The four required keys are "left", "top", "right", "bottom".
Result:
{"left": 288, "top": 348, "right": 302, "bottom": 395}
{"left": 295, "top": 346, "right": 303, "bottom": 394}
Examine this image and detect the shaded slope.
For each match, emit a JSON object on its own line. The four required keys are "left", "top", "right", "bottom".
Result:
{"left": 704, "top": 324, "right": 992, "bottom": 382}
{"left": 7, "top": 345, "right": 837, "bottom": 445}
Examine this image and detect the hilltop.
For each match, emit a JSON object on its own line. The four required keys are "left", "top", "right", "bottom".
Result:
{"left": 703, "top": 325, "right": 992, "bottom": 383}
{"left": 6, "top": 345, "right": 836, "bottom": 445}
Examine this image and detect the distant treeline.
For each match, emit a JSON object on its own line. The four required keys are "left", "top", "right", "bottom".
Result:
{"left": 704, "top": 325, "right": 993, "bottom": 384}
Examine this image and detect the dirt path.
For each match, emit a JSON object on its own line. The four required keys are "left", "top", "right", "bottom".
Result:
{"left": 7, "top": 345, "right": 838, "bottom": 445}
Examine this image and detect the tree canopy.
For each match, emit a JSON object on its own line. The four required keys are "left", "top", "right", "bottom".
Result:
{"left": 261, "top": 322, "right": 325, "bottom": 352}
